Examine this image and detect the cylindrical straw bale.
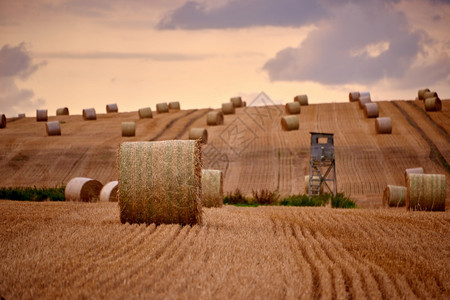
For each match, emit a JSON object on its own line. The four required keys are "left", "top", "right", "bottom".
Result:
{"left": 0, "top": 114, "right": 6, "bottom": 128}
{"left": 349, "top": 92, "right": 360, "bottom": 102}
{"left": 18, "top": 113, "right": 25, "bottom": 118}
{"left": 222, "top": 102, "right": 235, "bottom": 115}
{"left": 106, "top": 103, "right": 118, "bottom": 113}
{"left": 304, "top": 175, "right": 324, "bottom": 194}
{"left": 423, "top": 91, "right": 438, "bottom": 99}
{"left": 281, "top": 116, "right": 299, "bottom": 131}
{"left": 405, "top": 167, "right": 424, "bottom": 179}
{"left": 138, "top": 107, "right": 153, "bottom": 119}
{"left": 206, "top": 111, "right": 224, "bottom": 126}
{"left": 383, "top": 185, "right": 406, "bottom": 207}
{"left": 406, "top": 174, "right": 446, "bottom": 211}
{"left": 122, "top": 122, "right": 136, "bottom": 137}
{"left": 230, "top": 97, "right": 243, "bottom": 108}
{"left": 189, "top": 128, "right": 208, "bottom": 144}
{"left": 168, "top": 101, "right": 181, "bottom": 110}
{"left": 36, "top": 109, "right": 48, "bottom": 122}
{"left": 56, "top": 107, "right": 69, "bottom": 116}
{"left": 375, "top": 117, "right": 392, "bottom": 134}
{"left": 118, "top": 140, "right": 202, "bottom": 225}
{"left": 46, "top": 121, "right": 61, "bottom": 136}
{"left": 100, "top": 181, "right": 118, "bottom": 202}
{"left": 359, "top": 91, "right": 371, "bottom": 99}
{"left": 294, "top": 94, "right": 308, "bottom": 105}
{"left": 65, "top": 177, "right": 103, "bottom": 202}
{"left": 242, "top": 101, "right": 247, "bottom": 107}
{"left": 285, "top": 102, "right": 301, "bottom": 115}
{"left": 424, "top": 97, "right": 442, "bottom": 111}
{"left": 82, "top": 108, "right": 97, "bottom": 120}
{"left": 156, "top": 102, "right": 169, "bottom": 113}
{"left": 358, "top": 96, "right": 371, "bottom": 109}
{"left": 202, "top": 169, "right": 223, "bottom": 208}
{"left": 418, "top": 88, "right": 430, "bottom": 100}
{"left": 364, "top": 102, "right": 379, "bottom": 118}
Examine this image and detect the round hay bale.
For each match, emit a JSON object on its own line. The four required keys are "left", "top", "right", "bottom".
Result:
{"left": 56, "top": 107, "right": 69, "bottom": 116}
{"left": 46, "top": 121, "right": 61, "bottom": 136}
{"left": 406, "top": 174, "right": 446, "bottom": 211}
{"left": 202, "top": 169, "right": 223, "bottom": 208}
{"left": 242, "top": 101, "right": 247, "bottom": 107}
{"left": 349, "top": 91, "right": 360, "bottom": 102}
{"left": 358, "top": 96, "right": 371, "bottom": 109}
{"left": 168, "top": 101, "right": 181, "bottom": 110}
{"left": 106, "top": 103, "right": 118, "bottom": 113}
{"left": 285, "top": 102, "right": 301, "bottom": 115}
{"left": 122, "top": 122, "right": 136, "bottom": 137}
{"left": 375, "top": 117, "right": 392, "bottom": 134}
{"left": 405, "top": 167, "right": 424, "bottom": 179}
{"left": 418, "top": 88, "right": 430, "bottom": 100}
{"left": 423, "top": 91, "right": 438, "bottom": 99}
{"left": 294, "top": 94, "right": 308, "bottom": 105}
{"left": 82, "top": 108, "right": 97, "bottom": 120}
{"left": 281, "top": 116, "right": 299, "bottom": 131}
{"left": 138, "top": 107, "right": 153, "bottom": 119}
{"left": 0, "top": 114, "right": 6, "bottom": 129}
{"left": 230, "top": 97, "right": 243, "bottom": 108}
{"left": 424, "top": 97, "right": 442, "bottom": 111}
{"left": 100, "top": 181, "right": 118, "bottom": 202}
{"left": 304, "top": 175, "right": 324, "bottom": 194}
{"left": 156, "top": 102, "right": 169, "bottom": 113}
{"left": 383, "top": 185, "right": 406, "bottom": 207}
{"left": 65, "top": 177, "right": 103, "bottom": 202}
{"left": 222, "top": 102, "right": 235, "bottom": 115}
{"left": 359, "top": 91, "right": 371, "bottom": 99}
{"left": 189, "top": 128, "right": 208, "bottom": 144}
{"left": 363, "top": 102, "right": 379, "bottom": 118}
{"left": 118, "top": 140, "right": 202, "bottom": 225}
{"left": 36, "top": 109, "right": 48, "bottom": 122}
{"left": 206, "top": 111, "right": 224, "bottom": 126}
{"left": 18, "top": 113, "right": 25, "bottom": 118}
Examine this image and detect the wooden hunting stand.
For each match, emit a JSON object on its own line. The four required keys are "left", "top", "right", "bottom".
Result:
{"left": 309, "top": 132, "right": 337, "bottom": 196}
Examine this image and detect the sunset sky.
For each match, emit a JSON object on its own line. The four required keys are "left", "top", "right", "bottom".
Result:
{"left": 1, "top": 0, "right": 449, "bottom": 117}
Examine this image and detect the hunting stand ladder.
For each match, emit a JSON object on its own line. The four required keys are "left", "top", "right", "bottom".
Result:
{"left": 309, "top": 132, "right": 337, "bottom": 196}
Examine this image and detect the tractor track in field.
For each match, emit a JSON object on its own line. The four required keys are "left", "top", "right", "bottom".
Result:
{"left": 408, "top": 100, "right": 450, "bottom": 141}
{"left": 149, "top": 109, "right": 198, "bottom": 141}
{"left": 174, "top": 108, "right": 212, "bottom": 139}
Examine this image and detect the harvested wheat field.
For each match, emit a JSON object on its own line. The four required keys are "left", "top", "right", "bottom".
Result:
{"left": 0, "top": 201, "right": 449, "bottom": 299}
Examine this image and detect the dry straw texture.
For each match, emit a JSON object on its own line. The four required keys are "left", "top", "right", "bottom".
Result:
{"left": 122, "top": 122, "right": 136, "bottom": 137}
{"left": 65, "top": 177, "right": 103, "bottom": 202}
{"left": 349, "top": 91, "right": 360, "bottom": 102}
{"left": 230, "top": 97, "right": 243, "bottom": 108}
{"left": 304, "top": 175, "right": 324, "bottom": 194}
{"left": 82, "top": 108, "right": 97, "bottom": 120}
{"left": 138, "top": 107, "right": 153, "bottom": 119}
{"left": 118, "top": 140, "right": 202, "bottom": 225}
{"left": 106, "top": 103, "right": 118, "bottom": 113}
{"left": 222, "top": 103, "right": 235, "bottom": 115}
{"left": 424, "top": 97, "right": 442, "bottom": 111}
{"left": 358, "top": 96, "right": 371, "bottom": 109}
{"left": 285, "top": 102, "right": 301, "bottom": 115}
{"left": 294, "top": 94, "right": 308, "bottom": 105}
{"left": 375, "top": 117, "right": 392, "bottom": 134}
{"left": 100, "top": 180, "right": 118, "bottom": 202}
{"left": 206, "top": 111, "right": 224, "bottom": 126}
{"left": 168, "top": 101, "right": 181, "bottom": 110}
{"left": 56, "top": 107, "right": 69, "bottom": 116}
{"left": 201, "top": 169, "right": 223, "bottom": 208}
{"left": 156, "top": 102, "right": 169, "bottom": 113}
{"left": 281, "top": 116, "right": 299, "bottom": 131}
{"left": 0, "top": 114, "right": 6, "bottom": 128}
{"left": 406, "top": 174, "right": 446, "bottom": 211}
{"left": 364, "top": 103, "right": 379, "bottom": 118}
{"left": 46, "top": 121, "right": 61, "bottom": 136}
{"left": 36, "top": 109, "right": 48, "bottom": 122}
{"left": 189, "top": 128, "right": 208, "bottom": 144}
{"left": 383, "top": 185, "right": 406, "bottom": 207}
{"left": 418, "top": 88, "right": 430, "bottom": 100}
{"left": 423, "top": 91, "right": 438, "bottom": 99}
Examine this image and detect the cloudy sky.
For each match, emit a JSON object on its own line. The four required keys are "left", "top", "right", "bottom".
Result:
{"left": 1, "top": 0, "right": 449, "bottom": 116}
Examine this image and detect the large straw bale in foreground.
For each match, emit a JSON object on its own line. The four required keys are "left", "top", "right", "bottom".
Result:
{"left": 406, "top": 174, "right": 446, "bottom": 211}
{"left": 138, "top": 107, "right": 153, "bottom": 119}
{"left": 281, "top": 116, "right": 299, "bottom": 131}
{"left": 0, "top": 114, "right": 6, "bottom": 128}
{"left": 168, "top": 101, "right": 180, "bottom": 110}
{"left": 189, "top": 128, "right": 208, "bottom": 144}
{"left": 364, "top": 102, "right": 379, "bottom": 118}
{"left": 418, "top": 88, "right": 430, "bottom": 100}
{"left": 56, "top": 107, "right": 69, "bottom": 116}
{"left": 118, "top": 140, "right": 202, "bottom": 225}
{"left": 294, "top": 94, "right": 308, "bottom": 105}
{"left": 375, "top": 117, "right": 392, "bottom": 134}
{"left": 202, "top": 169, "right": 223, "bottom": 208}
{"left": 349, "top": 92, "right": 360, "bottom": 102}
{"left": 383, "top": 185, "right": 406, "bottom": 207}
{"left": 230, "top": 97, "right": 243, "bottom": 108}
{"left": 424, "top": 97, "right": 442, "bottom": 111}
{"left": 82, "top": 108, "right": 97, "bottom": 120}
{"left": 65, "top": 177, "right": 103, "bottom": 202}
{"left": 106, "top": 103, "right": 118, "bottom": 113}
{"left": 156, "top": 102, "right": 169, "bottom": 113}
{"left": 285, "top": 102, "right": 301, "bottom": 115}
{"left": 100, "top": 181, "right": 118, "bottom": 202}
{"left": 46, "top": 121, "right": 61, "bottom": 136}
{"left": 222, "top": 103, "right": 235, "bottom": 115}
{"left": 206, "top": 111, "right": 224, "bottom": 126}
{"left": 36, "top": 109, "right": 48, "bottom": 122}
{"left": 122, "top": 122, "right": 136, "bottom": 137}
